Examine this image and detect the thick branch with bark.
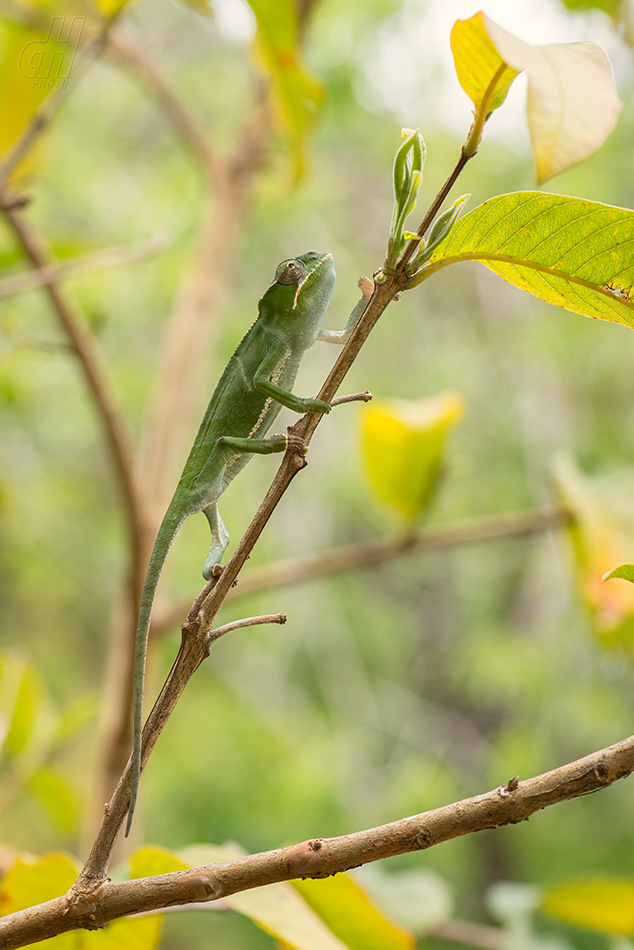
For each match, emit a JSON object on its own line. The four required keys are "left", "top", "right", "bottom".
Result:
{"left": 2, "top": 734, "right": 632, "bottom": 948}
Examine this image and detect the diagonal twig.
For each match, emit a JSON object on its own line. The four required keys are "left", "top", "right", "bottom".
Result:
{"left": 0, "top": 233, "right": 168, "bottom": 297}
{"left": 152, "top": 503, "right": 572, "bottom": 633}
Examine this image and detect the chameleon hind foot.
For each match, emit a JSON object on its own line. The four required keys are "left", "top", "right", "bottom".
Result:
{"left": 202, "top": 503, "right": 230, "bottom": 579}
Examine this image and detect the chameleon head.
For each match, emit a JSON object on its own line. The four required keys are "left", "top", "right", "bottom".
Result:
{"left": 262, "top": 250, "right": 336, "bottom": 346}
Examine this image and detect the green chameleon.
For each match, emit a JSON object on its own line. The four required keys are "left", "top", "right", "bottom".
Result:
{"left": 127, "top": 250, "right": 371, "bottom": 835}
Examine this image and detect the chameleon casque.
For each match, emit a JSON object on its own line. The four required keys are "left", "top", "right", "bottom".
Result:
{"left": 127, "top": 250, "right": 369, "bottom": 834}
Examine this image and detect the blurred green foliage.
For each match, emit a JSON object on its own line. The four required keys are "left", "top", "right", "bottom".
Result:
{"left": 1, "top": 0, "right": 634, "bottom": 947}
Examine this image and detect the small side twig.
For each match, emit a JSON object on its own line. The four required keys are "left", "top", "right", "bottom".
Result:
{"left": 330, "top": 390, "right": 373, "bottom": 407}
{"left": 207, "top": 612, "right": 286, "bottom": 645}
{"left": 106, "top": 32, "right": 216, "bottom": 175}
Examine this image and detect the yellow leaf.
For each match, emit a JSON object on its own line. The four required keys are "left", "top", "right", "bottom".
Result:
{"left": 227, "top": 882, "right": 350, "bottom": 950}
{"left": 450, "top": 12, "right": 621, "bottom": 182}
{"left": 130, "top": 845, "right": 190, "bottom": 879}
{"left": 484, "top": 16, "right": 621, "bottom": 183}
{"left": 246, "top": 0, "right": 324, "bottom": 181}
{"left": 0, "top": 852, "right": 163, "bottom": 949}
{"left": 450, "top": 13, "right": 520, "bottom": 114}
{"left": 361, "top": 394, "right": 464, "bottom": 523}
{"left": 0, "top": 16, "right": 86, "bottom": 181}
{"left": 553, "top": 456, "right": 634, "bottom": 649}
{"left": 292, "top": 874, "right": 415, "bottom": 950}
{"left": 541, "top": 877, "right": 634, "bottom": 935}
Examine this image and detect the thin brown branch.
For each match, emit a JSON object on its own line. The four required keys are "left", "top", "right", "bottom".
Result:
{"left": 1, "top": 206, "right": 146, "bottom": 616}
{"left": 152, "top": 504, "right": 572, "bottom": 632}
{"left": 106, "top": 32, "right": 217, "bottom": 174}
{"left": 0, "top": 192, "right": 32, "bottom": 211}
{"left": 0, "top": 233, "right": 168, "bottom": 297}
{"left": 329, "top": 389, "right": 373, "bottom": 407}
{"left": 2, "top": 734, "right": 632, "bottom": 948}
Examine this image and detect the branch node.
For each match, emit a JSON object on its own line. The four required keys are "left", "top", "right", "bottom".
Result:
{"left": 503, "top": 775, "right": 520, "bottom": 793}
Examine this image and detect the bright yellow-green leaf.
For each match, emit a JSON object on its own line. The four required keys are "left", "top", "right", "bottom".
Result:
{"left": 27, "top": 768, "right": 78, "bottom": 832}
{"left": 246, "top": 0, "right": 324, "bottom": 181}
{"left": 553, "top": 457, "right": 634, "bottom": 649}
{"left": 0, "top": 652, "right": 53, "bottom": 763}
{"left": 604, "top": 564, "right": 634, "bottom": 584}
{"left": 0, "top": 852, "right": 163, "bottom": 949}
{"left": 423, "top": 192, "right": 634, "bottom": 331}
{"left": 450, "top": 12, "right": 621, "bottom": 182}
{"left": 450, "top": 13, "right": 520, "bottom": 114}
{"left": 361, "top": 394, "right": 464, "bottom": 522}
{"left": 292, "top": 874, "right": 415, "bottom": 950}
{"left": 541, "top": 877, "right": 634, "bottom": 935}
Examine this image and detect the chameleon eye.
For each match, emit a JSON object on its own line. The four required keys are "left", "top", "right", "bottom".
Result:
{"left": 275, "top": 259, "right": 305, "bottom": 284}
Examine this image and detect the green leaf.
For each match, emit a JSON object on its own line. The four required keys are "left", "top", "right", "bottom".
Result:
{"left": 27, "top": 768, "right": 78, "bottom": 832}
{"left": 361, "top": 394, "right": 464, "bottom": 523}
{"left": 450, "top": 12, "right": 621, "bottom": 182}
{"left": 292, "top": 874, "right": 415, "bottom": 950}
{"left": 559, "top": 0, "right": 624, "bottom": 15}
{"left": 421, "top": 192, "right": 634, "bottom": 331}
{"left": 246, "top": 0, "right": 324, "bottom": 181}
{"left": 541, "top": 877, "right": 634, "bottom": 935}
{"left": 0, "top": 653, "right": 54, "bottom": 764}
{"left": 552, "top": 456, "right": 634, "bottom": 649}
{"left": 354, "top": 866, "right": 453, "bottom": 936}
{"left": 604, "top": 564, "right": 634, "bottom": 584}
{"left": 450, "top": 13, "right": 520, "bottom": 115}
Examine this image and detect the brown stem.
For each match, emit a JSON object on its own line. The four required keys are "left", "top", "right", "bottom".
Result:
{"left": 2, "top": 734, "right": 631, "bottom": 947}
{"left": 434, "top": 920, "right": 507, "bottom": 950}
{"left": 106, "top": 31, "right": 217, "bottom": 173}
{"left": 2, "top": 207, "right": 144, "bottom": 582}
